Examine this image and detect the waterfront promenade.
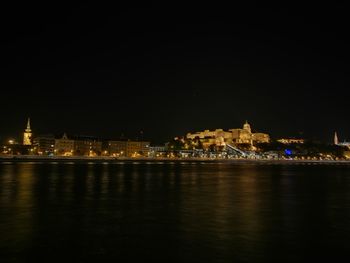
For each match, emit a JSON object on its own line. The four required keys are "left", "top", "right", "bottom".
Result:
{"left": 1, "top": 155, "right": 349, "bottom": 164}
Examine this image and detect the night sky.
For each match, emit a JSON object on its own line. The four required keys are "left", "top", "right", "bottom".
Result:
{"left": 1, "top": 2, "right": 349, "bottom": 143}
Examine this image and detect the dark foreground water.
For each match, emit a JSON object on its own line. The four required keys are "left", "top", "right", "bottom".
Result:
{"left": 0, "top": 161, "right": 350, "bottom": 262}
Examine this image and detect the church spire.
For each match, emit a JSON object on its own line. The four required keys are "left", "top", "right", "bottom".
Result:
{"left": 26, "top": 118, "right": 31, "bottom": 132}
{"left": 23, "top": 118, "right": 32, "bottom": 145}
{"left": 334, "top": 131, "right": 339, "bottom": 145}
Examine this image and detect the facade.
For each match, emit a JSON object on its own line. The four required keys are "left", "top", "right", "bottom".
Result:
{"left": 344, "top": 151, "right": 350, "bottom": 159}
{"left": 229, "top": 126, "right": 252, "bottom": 144}
{"left": 34, "top": 134, "right": 55, "bottom": 155}
{"left": 23, "top": 118, "right": 32, "bottom": 145}
{"left": 107, "top": 140, "right": 150, "bottom": 157}
{"left": 186, "top": 129, "right": 233, "bottom": 148}
{"left": 107, "top": 140, "right": 128, "bottom": 156}
{"left": 187, "top": 129, "right": 232, "bottom": 140}
{"left": 73, "top": 136, "right": 102, "bottom": 156}
{"left": 186, "top": 121, "right": 270, "bottom": 149}
{"left": 149, "top": 145, "right": 167, "bottom": 152}
{"left": 126, "top": 141, "right": 150, "bottom": 157}
{"left": 277, "top": 138, "right": 305, "bottom": 144}
{"left": 54, "top": 134, "right": 148, "bottom": 157}
{"left": 252, "top": 133, "right": 271, "bottom": 144}
{"left": 55, "top": 133, "right": 75, "bottom": 156}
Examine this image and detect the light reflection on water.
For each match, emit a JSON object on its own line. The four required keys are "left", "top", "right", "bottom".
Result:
{"left": 0, "top": 162, "right": 350, "bottom": 262}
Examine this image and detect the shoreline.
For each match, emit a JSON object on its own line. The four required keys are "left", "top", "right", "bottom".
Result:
{"left": 0, "top": 155, "right": 349, "bottom": 165}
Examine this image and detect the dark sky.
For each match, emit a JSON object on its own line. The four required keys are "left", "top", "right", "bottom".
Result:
{"left": 1, "top": 2, "right": 349, "bottom": 143}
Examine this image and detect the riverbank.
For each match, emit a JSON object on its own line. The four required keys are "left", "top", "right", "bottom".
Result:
{"left": 1, "top": 155, "right": 350, "bottom": 164}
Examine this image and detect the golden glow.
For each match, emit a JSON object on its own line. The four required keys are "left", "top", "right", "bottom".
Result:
{"left": 23, "top": 118, "right": 32, "bottom": 146}
{"left": 277, "top": 138, "right": 305, "bottom": 144}
{"left": 186, "top": 122, "right": 270, "bottom": 150}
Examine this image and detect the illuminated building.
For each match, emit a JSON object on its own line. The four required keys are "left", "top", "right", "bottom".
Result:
{"left": 186, "top": 121, "right": 270, "bottom": 149}
{"left": 55, "top": 134, "right": 102, "bottom": 156}
{"left": 229, "top": 122, "right": 254, "bottom": 144}
{"left": 252, "top": 133, "right": 271, "bottom": 143}
{"left": 73, "top": 136, "right": 102, "bottom": 156}
{"left": 344, "top": 151, "right": 350, "bottom": 159}
{"left": 277, "top": 138, "right": 305, "bottom": 144}
{"left": 107, "top": 140, "right": 150, "bottom": 157}
{"left": 107, "top": 140, "right": 128, "bottom": 156}
{"left": 126, "top": 141, "right": 150, "bottom": 157}
{"left": 23, "top": 118, "right": 32, "bottom": 145}
{"left": 33, "top": 134, "right": 55, "bottom": 155}
{"left": 148, "top": 145, "right": 167, "bottom": 157}
{"left": 55, "top": 133, "right": 75, "bottom": 156}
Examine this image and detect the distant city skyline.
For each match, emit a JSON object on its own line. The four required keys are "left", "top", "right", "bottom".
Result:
{"left": 2, "top": 118, "right": 349, "bottom": 160}
{"left": 0, "top": 117, "right": 349, "bottom": 145}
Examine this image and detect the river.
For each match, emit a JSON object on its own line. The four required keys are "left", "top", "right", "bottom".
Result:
{"left": 0, "top": 161, "right": 349, "bottom": 262}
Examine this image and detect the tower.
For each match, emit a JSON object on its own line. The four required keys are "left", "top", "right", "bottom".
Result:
{"left": 23, "top": 118, "right": 32, "bottom": 145}
{"left": 243, "top": 120, "right": 252, "bottom": 134}
{"left": 334, "top": 132, "right": 339, "bottom": 145}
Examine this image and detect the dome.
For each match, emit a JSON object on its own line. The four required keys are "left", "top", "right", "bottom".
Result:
{"left": 243, "top": 121, "right": 251, "bottom": 133}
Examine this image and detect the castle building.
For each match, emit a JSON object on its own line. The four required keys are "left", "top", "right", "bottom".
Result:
{"left": 23, "top": 118, "right": 32, "bottom": 145}
{"left": 186, "top": 121, "right": 270, "bottom": 149}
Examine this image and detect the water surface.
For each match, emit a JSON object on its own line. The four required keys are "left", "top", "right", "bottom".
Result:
{"left": 0, "top": 161, "right": 350, "bottom": 262}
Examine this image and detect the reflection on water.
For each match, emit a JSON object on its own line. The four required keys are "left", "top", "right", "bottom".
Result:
{"left": 1, "top": 162, "right": 350, "bottom": 262}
